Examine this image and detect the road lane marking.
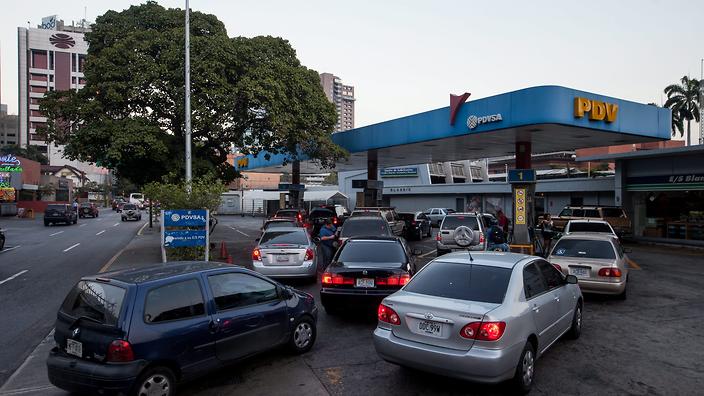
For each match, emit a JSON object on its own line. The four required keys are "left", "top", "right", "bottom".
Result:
{"left": 420, "top": 249, "right": 437, "bottom": 258}
{"left": 96, "top": 230, "right": 106, "bottom": 236}
{"left": 63, "top": 243, "right": 80, "bottom": 252}
{"left": 236, "top": 229, "right": 249, "bottom": 237}
{"left": 113, "top": 223, "right": 120, "bottom": 227}
{"left": 0, "top": 270, "right": 28, "bottom": 285}
{"left": 79, "top": 223, "right": 87, "bottom": 227}
{"left": 137, "top": 222, "right": 148, "bottom": 236}
{"left": 0, "top": 245, "right": 21, "bottom": 253}
{"left": 49, "top": 231, "right": 64, "bottom": 236}
{"left": 627, "top": 258, "right": 642, "bottom": 270}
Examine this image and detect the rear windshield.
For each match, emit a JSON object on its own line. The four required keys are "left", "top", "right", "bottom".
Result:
{"left": 338, "top": 241, "right": 406, "bottom": 264}
{"left": 309, "top": 209, "right": 334, "bottom": 218}
{"left": 569, "top": 222, "right": 612, "bottom": 233}
{"left": 601, "top": 208, "right": 625, "bottom": 218}
{"left": 123, "top": 204, "right": 137, "bottom": 210}
{"left": 405, "top": 262, "right": 511, "bottom": 304}
{"left": 398, "top": 213, "right": 415, "bottom": 221}
{"left": 340, "top": 220, "right": 390, "bottom": 237}
{"left": 350, "top": 211, "right": 381, "bottom": 217}
{"left": 80, "top": 203, "right": 91, "bottom": 207}
{"left": 47, "top": 204, "right": 66, "bottom": 211}
{"left": 552, "top": 239, "right": 616, "bottom": 259}
{"left": 60, "top": 281, "right": 126, "bottom": 326}
{"left": 441, "top": 216, "right": 480, "bottom": 230}
{"left": 265, "top": 221, "right": 297, "bottom": 229}
{"left": 260, "top": 230, "right": 309, "bottom": 245}
{"left": 276, "top": 210, "right": 300, "bottom": 218}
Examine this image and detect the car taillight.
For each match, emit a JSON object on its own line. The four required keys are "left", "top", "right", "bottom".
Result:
{"left": 479, "top": 233, "right": 485, "bottom": 244}
{"left": 107, "top": 340, "right": 134, "bottom": 362}
{"left": 304, "top": 248, "right": 315, "bottom": 261}
{"left": 411, "top": 221, "right": 416, "bottom": 225}
{"left": 333, "top": 217, "right": 338, "bottom": 225}
{"left": 297, "top": 214, "right": 302, "bottom": 222}
{"left": 252, "top": 248, "right": 262, "bottom": 261}
{"left": 598, "top": 267, "right": 622, "bottom": 277}
{"left": 553, "top": 263, "right": 562, "bottom": 272}
{"left": 459, "top": 321, "right": 506, "bottom": 341}
{"left": 378, "top": 304, "right": 401, "bottom": 325}
{"left": 376, "top": 272, "right": 411, "bottom": 286}
{"left": 321, "top": 272, "right": 353, "bottom": 285}
{"left": 436, "top": 232, "right": 441, "bottom": 241}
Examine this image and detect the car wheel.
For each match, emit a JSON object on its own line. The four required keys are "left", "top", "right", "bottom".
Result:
{"left": 73, "top": 219, "right": 77, "bottom": 224}
{"left": 122, "top": 217, "right": 126, "bottom": 222}
{"left": 288, "top": 317, "right": 316, "bottom": 354}
{"left": 426, "top": 226, "right": 432, "bottom": 238}
{"left": 131, "top": 366, "right": 176, "bottom": 396}
{"left": 567, "top": 302, "right": 582, "bottom": 339}
{"left": 512, "top": 342, "right": 536, "bottom": 394}
{"left": 416, "top": 228, "right": 423, "bottom": 240}
{"left": 0, "top": 237, "right": 5, "bottom": 250}
{"left": 44, "top": 221, "right": 49, "bottom": 226}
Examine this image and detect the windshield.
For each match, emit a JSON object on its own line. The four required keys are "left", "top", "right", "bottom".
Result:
{"left": 130, "top": 194, "right": 143, "bottom": 200}
{"left": 340, "top": 220, "right": 390, "bottom": 237}
{"left": 601, "top": 208, "right": 625, "bottom": 218}
{"left": 265, "top": 221, "right": 297, "bottom": 229}
{"left": 551, "top": 239, "right": 616, "bottom": 259}
{"left": 569, "top": 222, "right": 613, "bottom": 233}
{"left": 398, "top": 213, "right": 415, "bottom": 221}
{"left": 441, "top": 216, "right": 480, "bottom": 230}
{"left": 338, "top": 241, "right": 406, "bottom": 264}
{"left": 310, "top": 209, "right": 334, "bottom": 218}
{"left": 60, "top": 281, "right": 126, "bottom": 326}
{"left": 405, "top": 262, "right": 511, "bottom": 304}
{"left": 260, "top": 230, "right": 309, "bottom": 245}
{"left": 276, "top": 210, "right": 300, "bottom": 218}
{"left": 46, "top": 204, "right": 66, "bottom": 211}
{"left": 350, "top": 211, "right": 381, "bottom": 217}
{"left": 123, "top": 204, "right": 137, "bottom": 210}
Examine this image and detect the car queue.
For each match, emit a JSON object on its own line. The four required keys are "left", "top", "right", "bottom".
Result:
{"left": 48, "top": 204, "right": 633, "bottom": 395}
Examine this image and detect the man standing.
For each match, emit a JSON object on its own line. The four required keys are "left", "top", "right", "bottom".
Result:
{"left": 318, "top": 218, "right": 337, "bottom": 268}
{"left": 497, "top": 209, "right": 509, "bottom": 235}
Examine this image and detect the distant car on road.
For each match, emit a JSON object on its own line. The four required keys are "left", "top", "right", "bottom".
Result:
{"left": 78, "top": 202, "right": 99, "bottom": 218}
{"left": 373, "top": 252, "right": 582, "bottom": 393}
{"left": 564, "top": 219, "right": 616, "bottom": 237}
{"left": 111, "top": 197, "right": 125, "bottom": 211}
{"left": 252, "top": 227, "right": 318, "bottom": 281}
{"left": 553, "top": 206, "right": 631, "bottom": 238}
{"left": 423, "top": 208, "right": 455, "bottom": 227}
{"left": 44, "top": 204, "right": 78, "bottom": 226}
{"left": 121, "top": 204, "right": 142, "bottom": 221}
{"left": 47, "top": 261, "right": 317, "bottom": 396}
{"left": 0, "top": 228, "right": 5, "bottom": 250}
{"left": 398, "top": 211, "right": 432, "bottom": 240}
{"left": 129, "top": 193, "right": 145, "bottom": 209}
{"left": 272, "top": 208, "right": 308, "bottom": 227}
{"left": 436, "top": 213, "right": 486, "bottom": 255}
{"left": 338, "top": 216, "right": 393, "bottom": 246}
{"left": 350, "top": 207, "right": 405, "bottom": 237}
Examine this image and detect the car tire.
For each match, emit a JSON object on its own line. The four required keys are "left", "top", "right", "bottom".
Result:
{"left": 73, "top": 219, "right": 77, "bottom": 225}
{"left": 288, "top": 317, "right": 316, "bottom": 354}
{"left": 426, "top": 227, "right": 432, "bottom": 238}
{"left": 416, "top": 228, "right": 423, "bottom": 240}
{"left": 512, "top": 342, "right": 536, "bottom": 394}
{"left": 567, "top": 302, "right": 582, "bottom": 339}
{"left": 122, "top": 217, "right": 126, "bottom": 222}
{"left": 0, "top": 237, "right": 5, "bottom": 250}
{"left": 131, "top": 366, "right": 176, "bottom": 396}
{"left": 44, "top": 221, "right": 49, "bottom": 226}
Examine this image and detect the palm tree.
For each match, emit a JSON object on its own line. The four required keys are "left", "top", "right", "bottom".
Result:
{"left": 664, "top": 76, "right": 700, "bottom": 145}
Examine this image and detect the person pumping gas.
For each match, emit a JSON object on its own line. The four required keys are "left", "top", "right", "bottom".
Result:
{"left": 318, "top": 218, "right": 337, "bottom": 267}
{"left": 485, "top": 217, "right": 509, "bottom": 252}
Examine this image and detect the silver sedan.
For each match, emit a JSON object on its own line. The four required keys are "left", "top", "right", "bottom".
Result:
{"left": 252, "top": 227, "right": 318, "bottom": 281}
{"left": 373, "top": 252, "right": 583, "bottom": 393}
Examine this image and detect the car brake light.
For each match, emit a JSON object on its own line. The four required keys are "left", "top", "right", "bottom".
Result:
{"left": 459, "top": 321, "right": 506, "bottom": 341}
{"left": 107, "top": 340, "right": 134, "bottom": 362}
{"left": 297, "top": 214, "right": 302, "bottom": 221}
{"left": 553, "top": 263, "right": 562, "bottom": 272}
{"left": 304, "top": 248, "right": 314, "bottom": 261}
{"left": 479, "top": 233, "right": 485, "bottom": 244}
{"left": 598, "top": 267, "right": 622, "bottom": 277}
{"left": 333, "top": 217, "right": 338, "bottom": 225}
{"left": 378, "top": 304, "right": 401, "bottom": 325}
{"left": 252, "top": 248, "right": 262, "bottom": 261}
{"left": 411, "top": 221, "right": 416, "bottom": 225}
{"left": 436, "top": 232, "right": 441, "bottom": 241}
{"left": 376, "top": 272, "right": 411, "bottom": 286}
{"left": 321, "top": 272, "right": 353, "bottom": 285}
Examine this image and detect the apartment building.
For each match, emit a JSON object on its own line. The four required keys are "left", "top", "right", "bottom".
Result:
{"left": 319, "top": 73, "right": 355, "bottom": 132}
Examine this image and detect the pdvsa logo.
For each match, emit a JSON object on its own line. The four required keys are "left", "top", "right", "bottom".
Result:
{"left": 467, "top": 113, "right": 503, "bottom": 130}
{"left": 170, "top": 213, "right": 181, "bottom": 222}
{"left": 574, "top": 97, "right": 618, "bottom": 123}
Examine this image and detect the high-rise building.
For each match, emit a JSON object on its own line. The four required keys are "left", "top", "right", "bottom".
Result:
{"left": 18, "top": 19, "right": 89, "bottom": 163}
{"left": 319, "top": 73, "right": 355, "bottom": 132}
{"left": 0, "top": 106, "right": 19, "bottom": 146}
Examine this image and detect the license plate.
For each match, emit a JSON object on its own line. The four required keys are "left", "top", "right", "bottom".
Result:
{"left": 418, "top": 320, "right": 442, "bottom": 337}
{"left": 53, "top": 213, "right": 60, "bottom": 216}
{"left": 355, "top": 278, "right": 374, "bottom": 288}
{"left": 66, "top": 339, "right": 82, "bottom": 357}
{"left": 569, "top": 267, "right": 590, "bottom": 278}
{"left": 276, "top": 255, "right": 289, "bottom": 262}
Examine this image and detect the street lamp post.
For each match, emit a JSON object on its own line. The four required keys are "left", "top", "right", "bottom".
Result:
{"left": 184, "top": 0, "right": 192, "bottom": 186}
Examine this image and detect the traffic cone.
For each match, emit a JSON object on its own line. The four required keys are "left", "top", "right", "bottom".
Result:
{"left": 219, "top": 241, "right": 228, "bottom": 259}
{"left": 226, "top": 255, "right": 233, "bottom": 264}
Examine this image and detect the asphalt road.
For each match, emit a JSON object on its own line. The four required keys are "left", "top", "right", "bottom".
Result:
{"left": 0, "top": 209, "right": 147, "bottom": 386}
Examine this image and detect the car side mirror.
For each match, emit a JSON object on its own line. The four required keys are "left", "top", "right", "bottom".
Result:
{"left": 412, "top": 248, "right": 423, "bottom": 256}
{"left": 280, "top": 286, "right": 294, "bottom": 300}
{"left": 565, "top": 275, "right": 578, "bottom": 284}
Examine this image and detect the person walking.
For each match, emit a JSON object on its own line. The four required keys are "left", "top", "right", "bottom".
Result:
{"left": 539, "top": 213, "right": 555, "bottom": 257}
{"left": 318, "top": 218, "right": 337, "bottom": 269}
{"left": 496, "top": 209, "right": 509, "bottom": 236}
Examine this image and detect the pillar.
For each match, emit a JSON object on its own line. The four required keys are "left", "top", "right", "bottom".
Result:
{"left": 512, "top": 141, "right": 535, "bottom": 247}
{"left": 361, "top": 150, "right": 382, "bottom": 207}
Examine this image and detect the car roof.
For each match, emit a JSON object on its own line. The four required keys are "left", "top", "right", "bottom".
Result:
{"left": 100, "top": 261, "right": 235, "bottom": 284}
{"left": 345, "top": 236, "right": 402, "bottom": 243}
{"left": 434, "top": 252, "right": 532, "bottom": 269}
{"left": 567, "top": 219, "right": 610, "bottom": 224}
{"left": 263, "top": 226, "right": 306, "bottom": 232}
{"left": 267, "top": 218, "right": 297, "bottom": 222}
{"left": 558, "top": 233, "right": 617, "bottom": 241}
{"left": 444, "top": 212, "right": 480, "bottom": 217}
{"left": 344, "top": 216, "right": 386, "bottom": 222}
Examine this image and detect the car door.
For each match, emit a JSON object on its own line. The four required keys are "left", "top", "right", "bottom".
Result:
{"left": 522, "top": 262, "right": 560, "bottom": 350}
{"left": 535, "top": 260, "right": 575, "bottom": 335}
{"left": 206, "top": 272, "right": 289, "bottom": 362}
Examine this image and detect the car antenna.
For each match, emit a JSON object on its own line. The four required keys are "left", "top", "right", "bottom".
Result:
{"left": 466, "top": 247, "right": 473, "bottom": 262}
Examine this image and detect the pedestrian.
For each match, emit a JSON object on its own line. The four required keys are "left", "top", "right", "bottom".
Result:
{"left": 72, "top": 198, "right": 79, "bottom": 212}
{"left": 485, "top": 218, "right": 509, "bottom": 252}
{"left": 318, "top": 218, "right": 337, "bottom": 269}
{"left": 496, "top": 209, "right": 509, "bottom": 235}
{"left": 539, "top": 213, "right": 554, "bottom": 257}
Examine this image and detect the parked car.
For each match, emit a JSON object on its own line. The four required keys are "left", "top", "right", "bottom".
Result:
{"left": 308, "top": 206, "right": 348, "bottom": 236}
{"left": 252, "top": 227, "right": 318, "bottom": 281}
{"left": 320, "top": 237, "right": 421, "bottom": 314}
{"left": 78, "top": 202, "right": 99, "bottom": 218}
{"left": 121, "top": 204, "right": 142, "bottom": 222}
{"left": 0, "top": 228, "right": 5, "bottom": 250}
{"left": 350, "top": 207, "right": 405, "bottom": 237}
{"left": 47, "top": 261, "right": 317, "bottom": 396}
{"left": 338, "top": 216, "right": 393, "bottom": 246}
{"left": 423, "top": 208, "right": 455, "bottom": 227}
{"left": 553, "top": 206, "right": 631, "bottom": 238}
{"left": 272, "top": 208, "right": 308, "bottom": 227}
{"left": 564, "top": 219, "right": 616, "bottom": 236}
{"left": 373, "top": 252, "right": 582, "bottom": 393}
{"left": 398, "top": 211, "right": 432, "bottom": 240}
{"left": 548, "top": 233, "right": 629, "bottom": 298}
{"left": 44, "top": 204, "right": 78, "bottom": 226}
{"left": 436, "top": 213, "right": 486, "bottom": 255}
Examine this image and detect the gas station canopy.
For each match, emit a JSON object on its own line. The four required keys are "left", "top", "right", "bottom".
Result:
{"left": 236, "top": 85, "right": 671, "bottom": 173}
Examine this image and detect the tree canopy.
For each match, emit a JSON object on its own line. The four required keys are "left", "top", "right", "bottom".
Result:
{"left": 39, "top": 1, "right": 345, "bottom": 186}
{"left": 663, "top": 75, "right": 700, "bottom": 144}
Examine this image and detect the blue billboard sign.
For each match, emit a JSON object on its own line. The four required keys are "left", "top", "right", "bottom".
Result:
{"left": 164, "top": 230, "right": 207, "bottom": 247}
{"left": 164, "top": 209, "right": 208, "bottom": 227}
{"left": 381, "top": 167, "right": 418, "bottom": 178}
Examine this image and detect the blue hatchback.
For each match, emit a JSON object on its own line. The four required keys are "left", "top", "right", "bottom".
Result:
{"left": 47, "top": 261, "right": 318, "bottom": 395}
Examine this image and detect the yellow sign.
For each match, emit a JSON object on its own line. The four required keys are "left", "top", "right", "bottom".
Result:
{"left": 515, "top": 188, "right": 526, "bottom": 225}
{"left": 236, "top": 157, "right": 249, "bottom": 169}
{"left": 574, "top": 97, "right": 618, "bottom": 123}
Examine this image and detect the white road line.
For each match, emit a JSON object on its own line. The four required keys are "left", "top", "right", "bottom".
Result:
{"left": 236, "top": 229, "right": 249, "bottom": 237}
{"left": 49, "top": 231, "right": 64, "bottom": 237}
{"left": 63, "top": 243, "right": 80, "bottom": 252}
{"left": 0, "top": 270, "right": 28, "bottom": 285}
{"left": 79, "top": 223, "right": 87, "bottom": 227}
{"left": 113, "top": 223, "right": 120, "bottom": 227}
{"left": 228, "top": 225, "right": 237, "bottom": 230}
{"left": 0, "top": 245, "right": 21, "bottom": 253}
{"left": 96, "top": 230, "right": 106, "bottom": 236}
{"left": 420, "top": 249, "right": 437, "bottom": 258}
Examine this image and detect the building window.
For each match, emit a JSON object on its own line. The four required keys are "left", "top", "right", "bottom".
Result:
{"left": 78, "top": 54, "right": 86, "bottom": 73}
{"left": 31, "top": 50, "right": 47, "bottom": 69}
{"left": 49, "top": 51, "right": 54, "bottom": 70}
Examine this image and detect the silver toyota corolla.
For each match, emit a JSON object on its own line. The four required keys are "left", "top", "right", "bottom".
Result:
{"left": 373, "top": 251, "right": 583, "bottom": 393}
{"left": 252, "top": 227, "right": 318, "bottom": 280}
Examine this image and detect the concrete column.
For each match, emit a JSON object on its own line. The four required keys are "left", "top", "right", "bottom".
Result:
{"left": 442, "top": 162, "right": 453, "bottom": 184}
{"left": 515, "top": 142, "right": 532, "bottom": 169}
{"left": 362, "top": 151, "right": 381, "bottom": 206}
{"left": 462, "top": 160, "right": 472, "bottom": 183}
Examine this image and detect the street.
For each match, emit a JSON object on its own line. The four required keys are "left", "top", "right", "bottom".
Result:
{"left": 0, "top": 215, "right": 703, "bottom": 395}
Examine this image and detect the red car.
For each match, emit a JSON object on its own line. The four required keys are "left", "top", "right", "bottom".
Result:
{"left": 79, "top": 202, "right": 99, "bottom": 218}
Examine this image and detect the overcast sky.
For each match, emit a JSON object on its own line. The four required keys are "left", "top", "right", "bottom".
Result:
{"left": 1, "top": 0, "right": 702, "bottom": 133}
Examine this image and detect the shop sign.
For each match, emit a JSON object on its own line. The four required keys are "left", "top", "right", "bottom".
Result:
{"left": 627, "top": 174, "right": 704, "bottom": 185}
{"left": 0, "top": 172, "right": 10, "bottom": 188}
{"left": 467, "top": 113, "right": 503, "bottom": 130}
{"left": 0, "top": 187, "right": 15, "bottom": 201}
{"left": 388, "top": 187, "right": 412, "bottom": 193}
{"left": 574, "top": 97, "right": 618, "bottom": 123}
{"left": 236, "top": 157, "right": 249, "bottom": 169}
{"left": 381, "top": 167, "right": 418, "bottom": 178}
{"left": 514, "top": 188, "right": 527, "bottom": 225}
{"left": 0, "top": 155, "right": 22, "bottom": 172}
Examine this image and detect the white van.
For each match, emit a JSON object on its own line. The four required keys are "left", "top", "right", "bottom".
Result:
{"left": 129, "top": 193, "right": 145, "bottom": 209}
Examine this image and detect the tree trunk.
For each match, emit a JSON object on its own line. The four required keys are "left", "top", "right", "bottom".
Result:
{"left": 687, "top": 120, "right": 691, "bottom": 146}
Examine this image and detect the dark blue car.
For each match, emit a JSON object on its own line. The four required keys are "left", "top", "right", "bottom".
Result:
{"left": 47, "top": 261, "right": 318, "bottom": 395}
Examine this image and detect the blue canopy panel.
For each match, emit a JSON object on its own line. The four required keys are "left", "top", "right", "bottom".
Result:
{"left": 235, "top": 85, "right": 671, "bottom": 173}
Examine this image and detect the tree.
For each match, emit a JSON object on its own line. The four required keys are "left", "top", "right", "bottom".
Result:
{"left": 0, "top": 145, "right": 48, "bottom": 165}
{"left": 664, "top": 76, "right": 700, "bottom": 145}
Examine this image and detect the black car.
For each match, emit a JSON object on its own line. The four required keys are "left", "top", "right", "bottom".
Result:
{"left": 337, "top": 216, "right": 393, "bottom": 245}
{"left": 320, "top": 237, "right": 421, "bottom": 314}
{"left": 308, "top": 206, "right": 348, "bottom": 236}
{"left": 398, "top": 211, "right": 432, "bottom": 240}
{"left": 0, "top": 228, "right": 5, "bottom": 250}
{"left": 47, "top": 261, "right": 318, "bottom": 396}
{"left": 44, "top": 204, "right": 78, "bottom": 226}
{"left": 79, "top": 202, "right": 100, "bottom": 218}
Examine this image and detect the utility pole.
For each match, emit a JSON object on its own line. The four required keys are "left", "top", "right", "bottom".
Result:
{"left": 184, "top": 0, "right": 192, "bottom": 188}
{"left": 700, "top": 58, "right": 703, "bottom": 145}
